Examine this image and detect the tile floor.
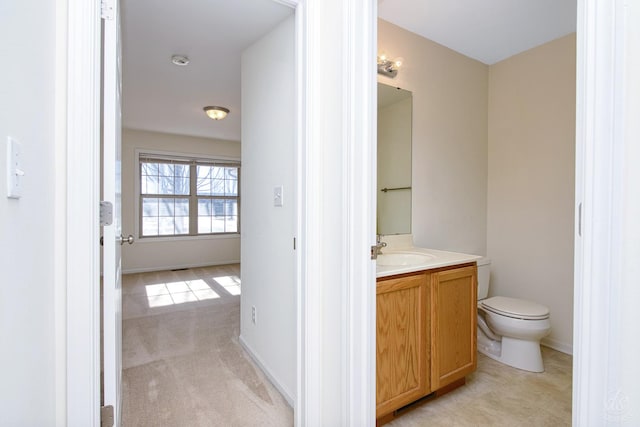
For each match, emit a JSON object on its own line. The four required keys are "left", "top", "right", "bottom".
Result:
{"left": 387, "top": 347, "right": 572, "bottom": 426}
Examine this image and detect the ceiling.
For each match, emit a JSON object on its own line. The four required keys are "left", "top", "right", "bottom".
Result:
{"left": 121, "top": 0, "right": 576, "bottom": 142}
{"left": 378, "top": 0, "right": 576, "bottom": 65}
{"left": 121, "top": 0, "right": 293, "bottom": 142}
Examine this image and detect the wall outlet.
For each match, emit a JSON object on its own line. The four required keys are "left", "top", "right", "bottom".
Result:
{"left": 251, "top": 306, "right": 257, "bottom": 324}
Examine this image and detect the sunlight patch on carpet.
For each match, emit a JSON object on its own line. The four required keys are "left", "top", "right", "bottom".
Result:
{"left": 213, "top": 275, "right": 242, "bottom": 296}
{"left": 145, "top": 279, "right": 220, "bottom": 307}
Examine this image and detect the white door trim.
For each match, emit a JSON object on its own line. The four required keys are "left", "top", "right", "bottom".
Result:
{"left": 296, "top": 0, "right": 376, "bottom": 424}
{"left": 59, "top": 0, "right": 102, "bottom": 425}
{"left": 342, "top": 0, "right": 377, "bottom": 422}
{"left": 574, "top": 0, "right": 640, "bottom": 424}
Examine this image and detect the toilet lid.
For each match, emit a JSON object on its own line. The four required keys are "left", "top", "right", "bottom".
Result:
{"left": 481, "top": 296, "right": 549, "bottom": 320}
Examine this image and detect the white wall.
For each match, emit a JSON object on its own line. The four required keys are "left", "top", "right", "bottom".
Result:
{"left": 121, "top": 128, "right": 241, "bottom": 273}
{"left": 378, "top": 19, "right": 489, "bottom": 255}
{"left": 239, "top": 15, "right": 296, "bottom": 403}
{"left": 0, "top": 0, "right": 57, "bottom": 424}
{"left": 487, "top": 34, "right": 576, "bottom": 353}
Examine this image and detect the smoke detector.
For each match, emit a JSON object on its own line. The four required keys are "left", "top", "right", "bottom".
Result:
{"left": 171, "top": 55, "right": 190, "bottom": 66}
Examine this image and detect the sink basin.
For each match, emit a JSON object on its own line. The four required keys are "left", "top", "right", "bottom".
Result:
{"left": 376, "top": 251, "right": 433, "bottom": 266}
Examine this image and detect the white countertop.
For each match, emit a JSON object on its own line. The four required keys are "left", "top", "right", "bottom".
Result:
{"left": 376, "top": 246, "right": 482, "bottom": 278}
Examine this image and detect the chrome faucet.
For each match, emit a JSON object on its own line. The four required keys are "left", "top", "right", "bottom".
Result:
{"left": 375, "top": 234, "right": 387, "bottom": 256}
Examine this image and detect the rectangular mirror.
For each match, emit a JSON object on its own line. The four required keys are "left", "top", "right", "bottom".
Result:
{"left": 377, "top": 83, "right": 412, "bottom": 235}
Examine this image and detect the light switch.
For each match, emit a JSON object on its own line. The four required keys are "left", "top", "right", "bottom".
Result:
{"left": 6, "top": 137, "right": 24, "bottom": 199}
{"left": 273, "top": 185, "right": 283, "bottom": 207}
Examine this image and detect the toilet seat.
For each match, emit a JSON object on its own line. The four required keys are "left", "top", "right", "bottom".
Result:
{"left": 480, "top": 296, "right": 549, "bottom": 320}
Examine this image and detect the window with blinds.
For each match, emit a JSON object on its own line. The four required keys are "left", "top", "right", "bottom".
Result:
{"left": 138, "top": 154, "right": 240, "bottom": 238}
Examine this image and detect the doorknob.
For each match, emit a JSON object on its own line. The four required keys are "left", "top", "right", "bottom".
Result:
{"left": 117, "top": 234, "right": 134, "bottom": 245}
{"left": 100, "top": 235, "right": 134, "bottom": 246}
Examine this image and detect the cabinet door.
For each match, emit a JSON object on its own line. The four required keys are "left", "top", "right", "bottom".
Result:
{"left": 376, "top": 272, "right": 429, "bottom": 417}
{"left": 431, "top": 265, "right": 477, "bottom": 390}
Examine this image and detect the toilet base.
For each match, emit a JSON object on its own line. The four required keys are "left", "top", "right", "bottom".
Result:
{"left": 477, "top": 328, "right": 545, "bottom": 373}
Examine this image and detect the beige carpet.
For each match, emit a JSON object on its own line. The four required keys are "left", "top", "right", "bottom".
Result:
{"left": 121, "top": 264, "right": 293, "bottom": 427}
{"left": 121, "top": 264, "right": 572, "bottom": 426}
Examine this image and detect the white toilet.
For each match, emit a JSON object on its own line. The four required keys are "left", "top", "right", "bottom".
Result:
{"left": 476, "top": 258, "right": 551, "bottom": 372}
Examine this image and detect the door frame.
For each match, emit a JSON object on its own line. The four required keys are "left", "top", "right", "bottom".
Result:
{"left": 57, "top": 0, "right": 635, "bottom": 425}
{"left": 294, "top": 0, "right": 377, "bottom": 424}
{"left": 56, "top": 0, "right": 102, "bottom": 424}
{"left": 58, "top": 0, "right": 378, "bottom": 424}
{"left": 572, "top": 0, "right": 640, "bottom": 424}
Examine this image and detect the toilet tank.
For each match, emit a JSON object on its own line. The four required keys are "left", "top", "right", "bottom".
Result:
{"left": 477, "top": 257, "right": 491, "bottom": 300}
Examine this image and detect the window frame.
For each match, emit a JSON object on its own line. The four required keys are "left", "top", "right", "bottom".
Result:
{"left": 135, "top": 149, "right": 241, "bottom": 241}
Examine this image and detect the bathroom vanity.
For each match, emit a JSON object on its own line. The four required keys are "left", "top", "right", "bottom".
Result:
{"left": 376, "top": 245, "right": 480, "bottom": 424}
{"left": 377, "top": 84, "right": 481, "bottom": 422}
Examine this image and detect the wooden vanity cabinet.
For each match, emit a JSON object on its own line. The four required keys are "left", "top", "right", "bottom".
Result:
{"left": 376, "top": 263, "right": 477, "bottom": 421}
{"left": 376, "top": 271, "right": 430, "bottom": 418}
{"left": 430, "top": 264, "right": 477, "bottom": 390}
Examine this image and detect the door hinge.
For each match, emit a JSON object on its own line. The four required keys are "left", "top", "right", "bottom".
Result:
{"left": 293, "top": 237, "right": 296, "bottom": 250}
{"left": 101, "top": 0, "right": 115, "bottom": 20}
{"left": 101, "top": 405, "right": 114, "bottom": 427}
{"left": 371, "top": 245, "right": 378, "bottom": 260}
{"left": 100, "top": 201, "right": 113, "bottom": 226}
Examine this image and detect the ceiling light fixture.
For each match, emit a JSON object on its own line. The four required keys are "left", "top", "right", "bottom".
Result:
{"left": 171, "top": 55, "right": 190, "bottom": 66}
{"left": 203, "top": 106, "right": 230, "bottom": 120}
{"left": 377, "top": 54, "right": 403, "bottom": 78}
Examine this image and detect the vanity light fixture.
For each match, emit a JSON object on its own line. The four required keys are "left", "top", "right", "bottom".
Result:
{"left": 203, "top": 106, "right": 230, "bottom": 120}
{"left": 377, "top": 54, "right": 403, "bottom": 78}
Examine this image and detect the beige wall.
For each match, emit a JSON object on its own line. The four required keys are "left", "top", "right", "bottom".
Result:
{"left": 121, "top": 128, "right": 241, "bottom": 273}
{"left": 487, "top": 34, "right": 576, "bottom": 353}
{"left": 378, "top": 19, "right": 489, "bottom": 255}
{"left": 379, "top": 20, "right": 576, "bottom": 354}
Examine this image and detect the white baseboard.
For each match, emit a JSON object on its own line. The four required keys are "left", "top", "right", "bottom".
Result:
{"left": 542, "top": 337, "right": 573, "bottom": 355}
{"left": 238, "top": 334, "right": 295, "bottom": 408}
{"left": 122, "top": 260, "right": 240, "bottom": 275}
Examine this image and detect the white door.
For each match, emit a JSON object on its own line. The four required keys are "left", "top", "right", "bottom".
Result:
{"left": 102, "top": 0, "right": 126, "bottom": 425}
